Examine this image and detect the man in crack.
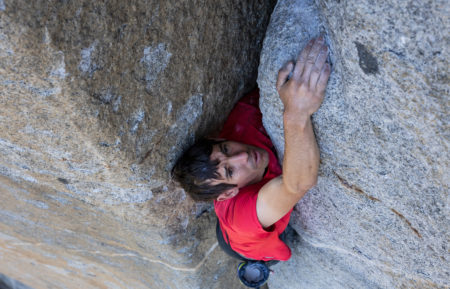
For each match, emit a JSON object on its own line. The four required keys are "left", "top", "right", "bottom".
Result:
{"left": 173, "top": 37, "right": 331, "bottom": 263}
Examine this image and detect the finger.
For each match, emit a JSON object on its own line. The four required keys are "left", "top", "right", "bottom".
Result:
{"left": 292, "top": 38, "right": 315, "bottom": 80}
{"left": 316, "top": 62, "right": 331, "bottom": 95}
{"left": 300, "top": 36, "right": 325, "bottom": 81}
{"left": 276, "top": 61, "right": 294, "bottom": 91}
{"left": 309, "top": 45, "right": 328, "bottom": 88}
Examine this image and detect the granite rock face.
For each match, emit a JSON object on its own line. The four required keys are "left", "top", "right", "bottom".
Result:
{"left": 0, "top": 0, "right": 275, "bottom": 288}
{"left": 258, "top": 0, "right": 448, "bottom": 288}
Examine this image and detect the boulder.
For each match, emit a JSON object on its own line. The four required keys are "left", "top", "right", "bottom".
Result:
{"left": 0, "top": 0, "right": 275, "bottom": 288}
{"left": 258, "top": 0, "right": 448, "bottom": 288}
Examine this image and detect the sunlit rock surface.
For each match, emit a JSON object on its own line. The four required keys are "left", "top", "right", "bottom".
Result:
{"left": 258, "top": 0, "right": 448, "bottom": 288}
{"left": 0, "top": 0, "right": 275, "bottom": 288}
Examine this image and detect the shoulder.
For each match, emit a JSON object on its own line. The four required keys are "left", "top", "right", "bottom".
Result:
{"left": 215, "top": 182, "right": 268, "bottom": 233}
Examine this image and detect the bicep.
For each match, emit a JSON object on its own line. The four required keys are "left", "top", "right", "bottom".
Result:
{"left": 256, "top": 175, "right": 307, "bottom": 228}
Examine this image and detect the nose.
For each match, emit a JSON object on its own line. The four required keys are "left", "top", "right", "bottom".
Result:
{"left": 228, "top": 151, "right": 248, "bottom": 164}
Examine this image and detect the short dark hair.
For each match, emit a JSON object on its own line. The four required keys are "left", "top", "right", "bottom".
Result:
{"left": 172, "top": 138, "right": 237, "bottom": 201}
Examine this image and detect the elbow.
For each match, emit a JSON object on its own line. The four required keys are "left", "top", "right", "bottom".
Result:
{"left": 307, "top": 177, "right": 318, "bottom": 190}
{"left": 298, "top": 179, "right": 317, "bottom": 193}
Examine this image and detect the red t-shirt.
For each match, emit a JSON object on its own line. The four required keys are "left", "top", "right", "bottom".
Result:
{"left": 213, "top": 89, "right": 292, "bottom": 261}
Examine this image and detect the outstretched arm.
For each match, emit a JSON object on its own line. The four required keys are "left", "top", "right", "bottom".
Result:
{"left": 256, "top": 37, "right": 331, "bottom": 228}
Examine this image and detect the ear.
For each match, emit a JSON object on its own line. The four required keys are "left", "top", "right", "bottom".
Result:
{"left": 216, "top": 187, "right": 239, "bottom": 201}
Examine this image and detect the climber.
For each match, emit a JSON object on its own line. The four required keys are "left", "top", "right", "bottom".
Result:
{"left": 173, "top": 36, "right": 330, "bottom": 265}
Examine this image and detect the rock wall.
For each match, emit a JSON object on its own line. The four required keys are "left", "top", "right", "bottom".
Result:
{"left": 258, "top": 0, "right": 448, "bottom": 288}
{"left": 0, "top": 0, "right": 275, "bottom": 288}
{"left": 2, "top": 0, "right": 448, "bottom": 288}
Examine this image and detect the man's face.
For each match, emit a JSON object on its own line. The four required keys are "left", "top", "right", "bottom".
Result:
{"left": 209, "top": 140, "right": 269, "bottom": 189}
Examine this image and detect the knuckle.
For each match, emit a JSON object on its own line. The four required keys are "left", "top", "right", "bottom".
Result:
{"left": 306, "top": 57, "right": 316, "bottom": 64}
{"left": 299, "top": 75, "right": 309, "bottom": 84}
{"left": 287, "top": 81, "right": 298, "bottom": 89}
{"left": 297, "top": 81, "right": 308, "bottom": 91}
{"left": 297, "top": 56, "right": 305, "bottom": 63}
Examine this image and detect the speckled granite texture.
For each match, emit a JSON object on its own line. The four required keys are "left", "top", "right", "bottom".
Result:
{"left": 258, "top": 0, "right": 448, "bottom": 288}
{"left": 1, "top": 0, "right": 448, "bottom": 288}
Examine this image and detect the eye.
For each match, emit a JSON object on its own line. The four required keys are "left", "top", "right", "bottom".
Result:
{"left": 222, "top": 144, "right": 229, "bottom": 154}
{"left": 227, "top": 167, "right": 233, "bottom": 178}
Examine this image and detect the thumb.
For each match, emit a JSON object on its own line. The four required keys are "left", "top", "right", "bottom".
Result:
{"left": 276, "top": 61, "right": 294, "bottom": 91}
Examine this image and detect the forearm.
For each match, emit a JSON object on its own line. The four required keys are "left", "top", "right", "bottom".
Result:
{"left": 282, "top": 112, "right": 319, "bottom": 195}
{"left": 255, "top": 37, "right": 330, "bottom": 228}
{"left": 275, "top": 36, "right": 329, "bottom": 195}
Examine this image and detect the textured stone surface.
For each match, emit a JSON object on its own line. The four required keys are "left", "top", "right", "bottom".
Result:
{"left": 0, "top": 0, "right": 275, "bottom": 288}
{"left": 258, "top": 0, "right": 449, "bottom": 288}
{"left": 0, "top": 273, "right": 33, "bottom": 289}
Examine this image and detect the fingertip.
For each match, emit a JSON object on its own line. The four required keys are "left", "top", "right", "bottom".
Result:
{"left": 281, "top": 61, "right": 294, "bottom": 72}
{"left": 279, "top": 63, "right": 289, "bottom": 73}
{"left": 287, "top": 61, "right": 294, "bottom": 70}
